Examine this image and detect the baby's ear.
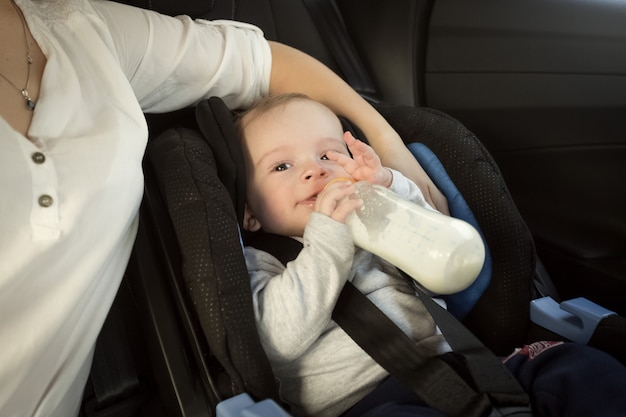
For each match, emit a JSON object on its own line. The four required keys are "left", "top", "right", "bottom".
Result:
{"left": 243, "top": 205, "right": 262, "bottom": 232}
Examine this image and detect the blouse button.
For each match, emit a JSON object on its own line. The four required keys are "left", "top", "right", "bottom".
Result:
{"left": 38, "top": 195, "right": 54, "bottom": 208}
{"left": 32, "top": 152, "right": 46, "bottom": 164}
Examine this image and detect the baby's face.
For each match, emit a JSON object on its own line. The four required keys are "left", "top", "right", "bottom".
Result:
{"left": 242, "top": 99, "right": 352, "bottom": 236}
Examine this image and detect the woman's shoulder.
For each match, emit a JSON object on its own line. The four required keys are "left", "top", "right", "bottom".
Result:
{"left": 17, "top": 0, "right": 92, "bottom": 22}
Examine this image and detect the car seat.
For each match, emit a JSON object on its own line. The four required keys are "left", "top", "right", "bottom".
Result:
{"left": 84, "top": 0, "right": 626, "bottom": 416}
{"left": 140, "top": 93, "right": 626, "bottom": 416}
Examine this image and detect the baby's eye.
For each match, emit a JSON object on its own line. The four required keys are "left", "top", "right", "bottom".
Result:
{"left": 274, "top": 162, "right": 292, "bottom": 172}
{"left": 321, "top": 154, "right": 329, "bottom": 160}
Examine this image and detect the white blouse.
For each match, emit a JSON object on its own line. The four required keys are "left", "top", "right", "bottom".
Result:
{"left": 0, "top": 1, "right": 271, "bottom": 416}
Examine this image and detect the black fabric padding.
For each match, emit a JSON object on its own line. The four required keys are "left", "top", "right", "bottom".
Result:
{"left": 375, "top": 103, "right": 537, "bottom": 355}
{"left": 146, "top": 127, "right": 279, "bottom": 402}
{"left": 589, "top": 315, "right": 626, "bottom": 365}
{"left": 196, "top": 98, "right": 248, "bottom": 228}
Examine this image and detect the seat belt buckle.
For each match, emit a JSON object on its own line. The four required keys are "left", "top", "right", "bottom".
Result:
{"left": 530, "top": 296, "right": 617, "bottom": 344}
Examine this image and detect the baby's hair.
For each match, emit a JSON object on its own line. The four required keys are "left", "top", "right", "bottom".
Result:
{"left": 235, "top": 92, "right": 314, "bottom": 137}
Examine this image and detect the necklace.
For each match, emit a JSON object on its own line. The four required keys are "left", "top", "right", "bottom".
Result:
{"left": 0, "top": 0, "right": 36, "bottom": 110}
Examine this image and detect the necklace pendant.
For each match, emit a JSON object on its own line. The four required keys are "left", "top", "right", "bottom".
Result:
{"left": 3, "top": 0, "right": 37, "bottom": 111}
{"left": 21, "top": 88, "right": 36, "bottom": 111}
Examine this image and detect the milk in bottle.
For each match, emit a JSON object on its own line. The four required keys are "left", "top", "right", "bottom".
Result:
{"left": 345, "top": 181, "right": 485, "bottom": 294}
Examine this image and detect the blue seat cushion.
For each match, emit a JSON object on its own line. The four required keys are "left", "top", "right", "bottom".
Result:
{"left": 407, "top": 142, "right": 493, "bottom": 320}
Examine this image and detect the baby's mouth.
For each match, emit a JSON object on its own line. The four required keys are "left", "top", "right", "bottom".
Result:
{"left": 300, "top": 181, "right": 333, "bottom": 206}
{"left": 300, "top": 195, "right": 317, "bottom": 206}
{"left": 299, "top": 192, "right": 320, "bottom": 207}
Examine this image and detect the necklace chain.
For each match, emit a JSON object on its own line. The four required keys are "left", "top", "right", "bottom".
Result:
{"left": 0, "top": 0, "right": 36, "bottom": 110}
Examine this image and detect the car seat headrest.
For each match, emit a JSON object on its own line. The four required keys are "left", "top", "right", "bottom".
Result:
{"left": 196, "top": 97, "right": 248, "bottom": 229}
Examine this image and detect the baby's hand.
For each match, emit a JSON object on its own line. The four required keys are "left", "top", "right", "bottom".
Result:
{"left": 327, "top": 132, "right": 393, "bottom": 187}
{"left": 315, "top": 179, "right": 363, "bottom": 224}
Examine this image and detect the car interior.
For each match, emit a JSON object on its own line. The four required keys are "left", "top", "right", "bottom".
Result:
{"left": 80, "top": 0, "right": 626, "bottom": 416}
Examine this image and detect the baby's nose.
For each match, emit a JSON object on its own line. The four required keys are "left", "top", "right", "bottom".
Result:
{"left": 303, "top": 162, "right": 328, "bottom": 180}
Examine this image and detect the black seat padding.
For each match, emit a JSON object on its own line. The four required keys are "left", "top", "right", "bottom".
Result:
{"left": 144, "top": 126, "right": 280, "bottom": 404}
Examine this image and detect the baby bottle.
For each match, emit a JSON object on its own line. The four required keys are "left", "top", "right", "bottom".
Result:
{"left": 345, "top": 181, "right": 485, "bottom": 295}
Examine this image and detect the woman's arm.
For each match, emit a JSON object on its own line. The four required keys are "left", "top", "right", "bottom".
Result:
{"left": 268, "top": 41, "right": 449, "bottom": 214}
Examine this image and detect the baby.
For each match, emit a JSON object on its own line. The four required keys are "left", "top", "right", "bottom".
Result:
{"left": 236, "top": 93, "right": 448, "bottom": 417}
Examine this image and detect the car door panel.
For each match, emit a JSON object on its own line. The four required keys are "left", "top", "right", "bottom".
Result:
{"left": 339, "top": 0, "right": 626, "bottom": 313}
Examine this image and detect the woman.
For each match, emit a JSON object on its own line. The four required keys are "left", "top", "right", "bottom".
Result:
{"left": 0, "top": 0, "right": 447, "bottom": 416}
